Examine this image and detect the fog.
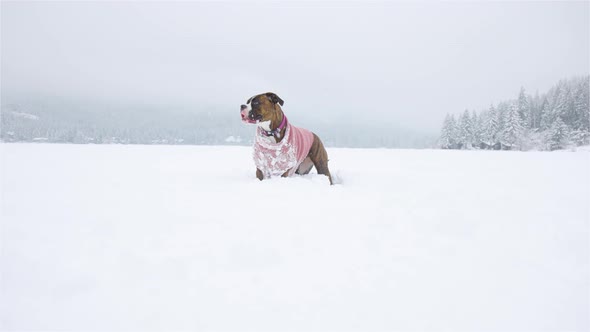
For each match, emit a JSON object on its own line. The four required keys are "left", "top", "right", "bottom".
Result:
{"left": 1, "top": 1, "right": 588, "bottom": 133}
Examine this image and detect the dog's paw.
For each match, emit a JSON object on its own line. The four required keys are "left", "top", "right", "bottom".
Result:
{"left": 331, "top": 170, "right": 344, "bottom": 185}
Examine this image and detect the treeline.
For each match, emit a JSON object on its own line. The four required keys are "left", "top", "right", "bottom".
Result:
{"left": 0, "top": 100, "right": 434, "bottom": 148}
{"left": 439, "top": 76, "right": 589, "bottom": 151}
{"left": 1, "top": 104, "right": 252, "bottom": 145}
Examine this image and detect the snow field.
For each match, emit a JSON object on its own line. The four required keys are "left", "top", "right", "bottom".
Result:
{"left": 1, "top": 144, "right": 588, "bottom": 331}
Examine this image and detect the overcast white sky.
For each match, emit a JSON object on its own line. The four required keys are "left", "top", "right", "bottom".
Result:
{"left": 1, "top": 1, "right": 588, "bottom": 132}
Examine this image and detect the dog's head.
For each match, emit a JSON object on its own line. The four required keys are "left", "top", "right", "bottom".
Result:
{"left": 240, "top": 92, "right": 284, "bottom": 124}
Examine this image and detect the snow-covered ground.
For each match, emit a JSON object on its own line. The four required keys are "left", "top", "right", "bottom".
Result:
{"left": 1, "top": 143, "right": 588, "bottom": 331}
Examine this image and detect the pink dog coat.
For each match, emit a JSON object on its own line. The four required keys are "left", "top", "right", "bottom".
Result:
{"left": 253, "top": 121, "right": 314, "bottom": 178}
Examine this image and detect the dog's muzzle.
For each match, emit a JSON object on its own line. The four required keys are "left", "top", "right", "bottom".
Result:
{"left": 241, "top": 104, "right": 257, "bottom": 124}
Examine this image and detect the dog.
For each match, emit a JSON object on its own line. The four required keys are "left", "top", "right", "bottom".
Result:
{"left": 240, "top": 92, "right": 333, "bottom": 185}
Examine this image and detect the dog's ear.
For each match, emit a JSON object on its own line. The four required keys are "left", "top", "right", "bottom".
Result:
{"left": 265, "top": 92, "right": 284, "bottom": 106}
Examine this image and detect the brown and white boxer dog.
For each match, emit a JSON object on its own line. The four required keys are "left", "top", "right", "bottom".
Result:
{"left": 241, "top": 92, "right": 333, "bottom": 185}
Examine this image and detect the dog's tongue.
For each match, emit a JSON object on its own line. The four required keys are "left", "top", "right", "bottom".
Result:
{"left": 241, "top": 108, "right": 257, "bottom": 124}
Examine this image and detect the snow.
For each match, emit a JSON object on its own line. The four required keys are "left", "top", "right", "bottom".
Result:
{"left": 1, "top": 143, "right": 589, "bottom": 331}
{"left": 573, "top": 145, "right": 590, "bottom": 152}
{"left": 9, "top": 111, "right": 39, "bottom": 120}
{"left": 225, "top": 136, "right": 242, "bottom": 143}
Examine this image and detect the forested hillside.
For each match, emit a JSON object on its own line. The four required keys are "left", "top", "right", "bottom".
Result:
{"left": 439, "top": 76, "right": 589, "bottom": 150}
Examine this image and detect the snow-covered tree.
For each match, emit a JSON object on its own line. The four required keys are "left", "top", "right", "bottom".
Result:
{"left": 517, "top": 87, "right": 532, "bottom": 128}
{"left": 529, "top": 90, "right": 542, "bottom": 129}
{"left": 553, "top": 81, "right": 572, "bottom": 124}
{"left": 458, "top": 110, "right": 473, "bottom": 149}
{"left": 540, "top": 97, "right": 554, "bottom": 131}
{"left": 569, "top": 129, "right": 589, "bottom": 147}
{"left": 481, "top": 105, "right": 499, "bottom": 148}
{"left": 471, "top": 110, "right": 483, "bottom": 148}
{"left": 439, "top": 113, "right": 458, "bottom": 149}
{"left": 501, "top": 103, "right": 524, "bottom": 149}
{"left": 496, "top": 102, "right": 509, "bottom": 137}
{"left": 547, "top": 117, "right": 570, "bottom": 150}
{"left": 572, "top": 78, "right": 589, "bottom": 132}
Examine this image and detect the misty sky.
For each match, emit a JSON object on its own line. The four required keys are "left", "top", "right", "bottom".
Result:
{"left": 2, "top": 1, "right": 588, "bottom": 132}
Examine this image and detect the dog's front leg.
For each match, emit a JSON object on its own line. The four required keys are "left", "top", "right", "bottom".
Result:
{"left": 256, "top": 169, "right": 264, "bottom": 181}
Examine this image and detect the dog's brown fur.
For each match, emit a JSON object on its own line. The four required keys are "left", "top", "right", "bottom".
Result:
{"left": 247, "top": 92, "right": 333, "bottom": 185}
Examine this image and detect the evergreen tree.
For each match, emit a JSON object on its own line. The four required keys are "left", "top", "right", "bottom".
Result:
{"left": 553, "top": 81, "right": 571, "bottom": 124}
{"left": 501, "top": 103, "right": 524, "bottom": 149}
{"left": 548, "top": 117, "right": 570, "bottom": 150}
{"left": 471, "top": 110, "right": 483, "bottom": 148}
{"left": 517, "top": 87, "right": 532, "bottom": 128}
{"left": 569, "top": 77, "right": 590, "bottom": 146}
{"left": 529, "top": 90, "right": 541, "bottom": 129}
{"left": 540, "top": 97, "right": 553, "bottom": 130}
{"left": 458, "top": 110, "right": 473, "bottom": 149}
{"left": 483, "top": 105, "right": 499, "bottom": 148}
{"left": 496, "top": 102, "right": 508, "bottom": 133}
{"left": 439, "top": 113, "right": 457, "bottom": 149}
{"left": 572, "top": 77, "right": 589, "bottom": 132}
